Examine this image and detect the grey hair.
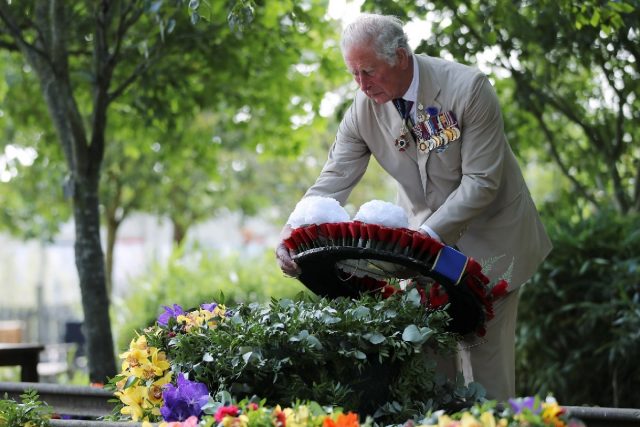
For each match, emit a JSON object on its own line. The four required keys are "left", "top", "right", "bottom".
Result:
{"left": 340, "top": 13, "right": 412, "bottom": 65}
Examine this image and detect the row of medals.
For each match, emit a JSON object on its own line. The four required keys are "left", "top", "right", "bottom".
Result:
{"left": 397, "top": 104, "right": 461, "bottom": 152}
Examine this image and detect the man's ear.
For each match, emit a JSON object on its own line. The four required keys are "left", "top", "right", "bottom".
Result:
{"left": 396, "top": 47, "right": 410, "bottom": 69}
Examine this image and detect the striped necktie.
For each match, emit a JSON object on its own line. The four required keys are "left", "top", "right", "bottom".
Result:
{"left": 393, "top": 98, "right": 414, "bottom": 125}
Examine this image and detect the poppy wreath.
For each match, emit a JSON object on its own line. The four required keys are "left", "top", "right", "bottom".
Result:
{"left": 283, "top": 221, "right": 508, "bottom": 336}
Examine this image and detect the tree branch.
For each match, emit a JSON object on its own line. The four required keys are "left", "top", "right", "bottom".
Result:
{"left": 534, "top": 108, "right": 600, "bottom": 209}
{"left": 108, "top": 48, "right": 160, "bottom": 102}
{"left": 109, "top": 0, "right": 144, "bottom": 64}
{"left": 0, "top": 1, "right": 52, "bottom": 66}
{"left": 0, "top": 38, "right": 18, "bottom": 50}
{"left": 89, "top": 0, "right": 116, "bottom": 170}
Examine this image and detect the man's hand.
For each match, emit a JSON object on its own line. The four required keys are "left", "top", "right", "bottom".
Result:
{"left": 276, "top": 242, "right": 301, "bottom": 278}
{"left": 276, "top": 224, "right": 301, "bottom": 278}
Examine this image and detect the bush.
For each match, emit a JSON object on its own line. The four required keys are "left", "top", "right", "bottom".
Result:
{"left": 516, "top": 209, "right": 640, "bottom": 407}
{"left": 112, "top": 246, "right": 307, "bottom": 350}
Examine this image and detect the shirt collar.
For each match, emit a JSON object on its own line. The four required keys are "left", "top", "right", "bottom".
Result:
{"left": 401, "top": 55, "right": 419, "bottom": 103}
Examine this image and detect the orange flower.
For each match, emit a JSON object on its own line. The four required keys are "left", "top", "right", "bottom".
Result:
{"left": 335, "top": 412, "right": 359, "bottom": 427}
{"left": 323, "top": 413, "right": 359, "bottom": 427}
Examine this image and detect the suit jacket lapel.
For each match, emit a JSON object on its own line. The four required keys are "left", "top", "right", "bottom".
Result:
{"left": 416, "top": 55, "right": 442, "bottom": 124}
{"left": 415, "top": 55, "right": 442, "bottom": 197}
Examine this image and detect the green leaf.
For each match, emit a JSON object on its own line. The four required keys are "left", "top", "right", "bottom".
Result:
{"left": 354, "top": 350, "right": 367, "bottom": 360}
{"left": 365, "top": 332, "right": 386, "bottom": 344}
{"left": 404, "top": 288, "right": 422, "bottom": 306}
{"left": 608, "top": 1, "right": 635, "bottom": 13}
{"left": 124, "top": 375, "right": 138, "bottom": 389}
{"left": 351, "top": 306, "right": 371, "bottom": 319}
{"left": 402, "top": 324, "right": 432, "bottom": 344}
{"left": 306, "top": 335, "right": 323, "bottom": 350}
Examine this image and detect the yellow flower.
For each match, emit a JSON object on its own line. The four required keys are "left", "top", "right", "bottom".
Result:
{"left": 284, "top": 405, "right": 311, "bottom": 427}
{"left": 147, "top": 371, "right": 173, "bottom": 405}
{"left": 497, "top": 419, "right": 508, "bottom": 427}
{"left": 214, "top": 304, "right": 227, "bottom": 317}
{"left": 542, "top": 402, "right": 566, "bottom": 427}
{"left": 479, "top": 412, "right": 496, "bottom": 427}
{"left": 222, "top": 414, "right": 249, "bottom": 427}
{"left": 116, "top": 384, "right": 147, "bottom": 421}
{"left": 131, "top": 347, "right": 170, "bottom": 379}
{"left": 435, "top": 415, "right": 455, "bottom": 427}
{"left": 119, "top": 337, "right": 151, "bottom": 372}
{"left": 460, "top": 412, "right": 482, "bottom": 427}
{"left": 151, "top": 348, "right": 171, "bottom": 369}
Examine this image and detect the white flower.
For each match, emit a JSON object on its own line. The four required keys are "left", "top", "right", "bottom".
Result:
{"left": 287, "top": 196, "right": 350, "bottom": 228}
{"left": 353, "top": 200, "right": 409, "bottom": 228}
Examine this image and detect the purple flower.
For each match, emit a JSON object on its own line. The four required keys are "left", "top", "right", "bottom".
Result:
{"left": 160, "top": 373, "right": 210, "bottom": 422}
{"left": 509, "top": 396, "right": 540, "bottom": 415}
{"left": 200, "top": 302, "right": 218, "bottom": 312}
{"left": 158, "top": 304, "right": 185, "bottom": 326}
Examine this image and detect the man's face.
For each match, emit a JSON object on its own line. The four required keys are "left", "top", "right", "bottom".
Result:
{"left": 344, "top": 45, "right": 409, "bottom": 104}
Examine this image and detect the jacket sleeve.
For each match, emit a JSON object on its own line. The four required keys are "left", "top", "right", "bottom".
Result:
{"left": 304, "top": 99, "right": 371, "bottom": 205}
{"left": 423, "top": 74, "right": 507, "bottom": 244}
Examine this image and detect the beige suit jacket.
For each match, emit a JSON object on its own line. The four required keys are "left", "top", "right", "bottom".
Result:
{"left": 305, "top": 54, "right": 552, "bottom": 289}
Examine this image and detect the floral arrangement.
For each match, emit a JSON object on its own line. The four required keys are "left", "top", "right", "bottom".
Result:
{"left": 417, "top": 396, "right": 586, "bottom": 427}
{"left": 285, "top": 221, "right": 508, "bottom": 336}
{"left": 283, "top": 197, "right": 508, "bottom": 337}
{"left": 112, "top": 303, "right": 229, "bottom": 421}
{"left": 110, "top": 295, "right": 586, "bottom": 427}
{"left": 144, "top": 397, "right": 367, "bottom": 427}
{"left": 135, "top": 395, "right": 584, "bottom": 427}
{"left": 110, "top": 292, "right": 485, "bottom": 424}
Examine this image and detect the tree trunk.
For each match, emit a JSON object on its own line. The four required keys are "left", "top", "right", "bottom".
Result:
{"left": 105, "top": 214, "right": 120, "bottom": 302}
{"left": 73, "top": 173, "right": 116, "bottom": 382}
{"left": 5, "top": 0, "right": 118, "bottom": 382}
{"left": 172, "top": 218, "right": 187, "bottom": 246}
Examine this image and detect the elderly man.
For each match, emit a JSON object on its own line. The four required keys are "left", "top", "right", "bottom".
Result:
{"left": 276, "top": 13, "right": 551, "bottom": 400}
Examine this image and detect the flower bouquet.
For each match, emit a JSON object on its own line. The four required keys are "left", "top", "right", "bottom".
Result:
{"left": 110, "top": 292, "right": 483, "bottom": 424}
{"left": 417, "top": 396, "right": 586, "bottom": 427}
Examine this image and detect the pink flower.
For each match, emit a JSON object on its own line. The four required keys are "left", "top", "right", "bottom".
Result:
{"left": 163, "top": 416, "right": 199, "bottom": 427}
{"left": 215, "top": 405, "right": 240, "bottom": 422}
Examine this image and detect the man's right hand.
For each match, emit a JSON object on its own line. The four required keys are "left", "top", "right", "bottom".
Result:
{"left": 276, "top": 224, "right": 301, "bottom": 278}
{"left": 276, "top": 242, "right": 301, "bottom": 278}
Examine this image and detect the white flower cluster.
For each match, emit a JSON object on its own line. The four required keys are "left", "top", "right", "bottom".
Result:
{"left": 286, "top": 196, "right": 350, "bottom": 228}
{"left": 287, "top": 196, "right": 409, "bottom": 229}
{"left": 353, "top": 200, "right": 409, "bottom": 228}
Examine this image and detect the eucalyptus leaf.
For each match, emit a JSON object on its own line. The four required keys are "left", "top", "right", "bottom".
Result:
{"left": 402, "top": 325, "right": 424, "bottom": 343}
{"left": 351, "top": 306, "right": 371, "bottom": 319}
{"left": 365, "top": 332, "right": 386, "bottom": 344}
{"left": 354, "top": 350, "right": 367, "bottom": 360}
{"left": 306, "top": 335, "right": 323, "bottom": 350}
